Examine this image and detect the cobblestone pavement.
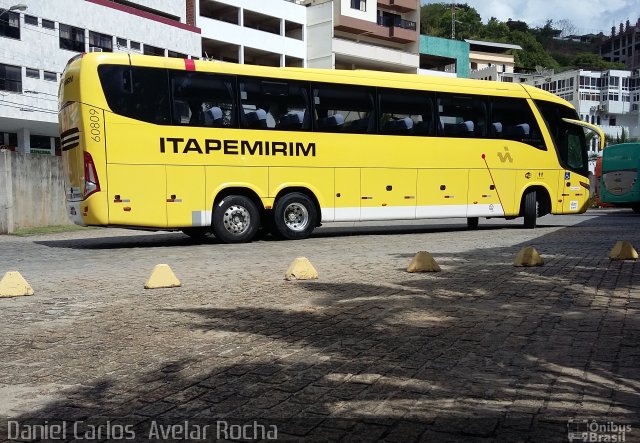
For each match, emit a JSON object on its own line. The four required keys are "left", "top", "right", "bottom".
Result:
{"left": 0, "top": 210, "right": 638, "bottom": 442}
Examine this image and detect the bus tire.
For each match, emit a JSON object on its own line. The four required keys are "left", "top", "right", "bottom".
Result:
{"left": 632, "top": 204, "right": 640, "bottom": 214}
{"left": 211, "top": 195, "right": 260, "bottom": 243}
{"left": 273, "top": 192, "right": 317, "bottom": 240}
{"left": 523, "top": 190, "right": 537, "bottom": 229}
{"left": 181, "top": 227, "right": 213, "bottom": 241}
{"left": 467, "top": 217, "right": 479, "bottom": 230}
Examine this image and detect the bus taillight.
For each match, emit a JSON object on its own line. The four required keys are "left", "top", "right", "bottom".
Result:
{"left": 83, "top": 151, "right": 100, "bottom": 199}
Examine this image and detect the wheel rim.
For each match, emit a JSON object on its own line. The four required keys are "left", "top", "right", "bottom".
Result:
{"left": 222, "top": 204, "right": 251, "bottom": 235}
{"left": 283, "top": 202, "right": 309, "bottom": 232}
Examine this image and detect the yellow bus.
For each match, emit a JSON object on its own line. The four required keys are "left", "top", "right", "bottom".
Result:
{"left": 59, "top": 53, "right": 603, "bottom": 243}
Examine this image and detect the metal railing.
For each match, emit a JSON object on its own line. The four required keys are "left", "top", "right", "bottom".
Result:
{"left": 376, "top": 16, "right": 416, "bottom": 31}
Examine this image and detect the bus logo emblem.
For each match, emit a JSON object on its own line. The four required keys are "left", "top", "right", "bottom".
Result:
{"left": 497, "top": 148, "right": 513, "bottom": 163}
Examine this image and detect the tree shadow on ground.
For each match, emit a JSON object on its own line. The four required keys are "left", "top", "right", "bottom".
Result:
{"left": 4, "top": 212, "right": 640, "bottom": 442}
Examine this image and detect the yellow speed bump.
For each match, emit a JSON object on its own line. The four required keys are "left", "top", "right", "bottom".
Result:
{"left": 0, "top": 271, "right": 34, "bottom": 297}
{"left": 285, "top": 257, "right": 318, "bottom": 281}
{"left": 609, "top": 241, "right": 638, "bottom": 260}
{"left": 407, "top": 251, "right": 441, "bottom": 273}
{"left": 144, "top": 264, "right": 181, "bottom": 289}
{"left": 514, "top": 246, "right": 544, "bottom": 267}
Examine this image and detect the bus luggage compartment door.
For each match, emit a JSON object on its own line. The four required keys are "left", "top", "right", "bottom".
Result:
{"left": 107, "top": 164, "right": 167, "bottom": 228}
{"left": 166, "top": 165, "right": 205, "bottom": 228}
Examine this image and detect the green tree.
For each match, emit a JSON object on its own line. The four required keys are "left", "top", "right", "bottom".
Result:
{"left": 478, "top": 17, "right": 511, "bottom": 41}
{"left": 509, "top": 31, "right": 559, "bottom": 70}
{"left": 420, "top": 3, "right": 450, "bottom": 37}
{"left": 571, "top": 52, "right": 625, "bottom": 70}
{"left": 420, "top": 2, "right": 482, "bottom": 39}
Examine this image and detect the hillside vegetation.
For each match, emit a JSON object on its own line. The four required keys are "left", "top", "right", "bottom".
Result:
{"left": 420, "top": 2, "right": 625, "bottom": 72}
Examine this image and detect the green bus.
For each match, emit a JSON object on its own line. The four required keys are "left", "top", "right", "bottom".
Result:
{"left": 599, "top": 142, "right": 640, "bottom": 213}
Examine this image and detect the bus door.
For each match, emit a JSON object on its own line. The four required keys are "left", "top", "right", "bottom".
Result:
{"left": 558, "top": 170, "right": 588, "bottom": 213}
{"left": 360, "top": 168, "right": 417, "bottom": 220}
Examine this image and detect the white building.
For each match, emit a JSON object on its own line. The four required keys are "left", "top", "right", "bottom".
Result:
{"left": 197, "top": 0, "right": 307, "bottom": 67}
{"left": 0, "top": 0, "right": 200, "bottom": 154}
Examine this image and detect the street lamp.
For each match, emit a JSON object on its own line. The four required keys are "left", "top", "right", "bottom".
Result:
{"left": 0, "top": 3, "right": 27, "bottom": 17}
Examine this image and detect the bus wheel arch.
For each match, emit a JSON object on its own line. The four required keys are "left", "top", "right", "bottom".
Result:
{"left": 272, "top": 187, "right": 320, "bottom": 240}
{"left": 211, "top": 187, "right": 263, "bottom": 243}
{"left": 519, "top": 186, "right": 551, "bottom": 229}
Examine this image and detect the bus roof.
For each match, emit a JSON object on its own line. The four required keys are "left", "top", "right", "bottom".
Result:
{"left": 72, "top": 52, "right": 572, "bottom": 108}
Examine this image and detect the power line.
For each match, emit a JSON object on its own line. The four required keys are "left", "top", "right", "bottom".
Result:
{"left": 0, "top": 97, "right": 57, "bottom": 114}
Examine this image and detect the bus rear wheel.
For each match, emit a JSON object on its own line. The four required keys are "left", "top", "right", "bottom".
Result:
{"left": 212, "top": 195, "right": 260, "bottom": 243}
{"left": 273, "top": 192, "right": 317, "bottom": 240}
{"left": 523, "top": 190, "right": 537, "bottom": 229}
{"left": 467, "top": 217, "right": 479, "bottom": 229}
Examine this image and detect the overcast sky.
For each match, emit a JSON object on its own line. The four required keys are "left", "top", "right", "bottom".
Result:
{"left": 421, "top": 1, "right": 639, "bottom": 35}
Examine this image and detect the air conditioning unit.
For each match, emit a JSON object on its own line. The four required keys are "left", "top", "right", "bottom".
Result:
{"left": 88, "top": 47, "right": 103, "bottom": 53}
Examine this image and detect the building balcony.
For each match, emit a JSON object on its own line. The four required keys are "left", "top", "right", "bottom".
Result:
{"left": 334, "top": 15, "right": 417, "bottom": 44}
{"left": 332, "top": 37, "right": 419, "bottom": 72}
{"left": 376, "top": 0, "right": 418, "bottom": 13}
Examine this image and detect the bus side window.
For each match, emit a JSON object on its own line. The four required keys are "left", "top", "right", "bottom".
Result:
{"left": 379, "top": 88, "right": 435, "bottom": 136}
{"left": 239, "top": 78, "right": 310, "bottom": 131}
{"left": 313, "top": 83, "right": 375, "bottom": 134}
{"left": 170, "top": 71, "right": 237, "bottom": 128}
{"left": 490, "top": 98, "right": 545, "bottom": 149}
{"left": 437, "top": 93, "right": 486, "bottom": 138}
{"left": 98, "top": 65, "right": 171, "bottom": 125}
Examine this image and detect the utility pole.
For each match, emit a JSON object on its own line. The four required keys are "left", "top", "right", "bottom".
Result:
{"left": 451, "top": 1, "right": 456, "bottom": 39}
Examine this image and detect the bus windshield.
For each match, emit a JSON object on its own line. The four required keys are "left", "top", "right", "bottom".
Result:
{"left": 535, "top": 100, "right": 589, "bottom": 177}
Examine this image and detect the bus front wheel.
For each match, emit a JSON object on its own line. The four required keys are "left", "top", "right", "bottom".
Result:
{"left": 273, "top": 192, "right": 317, "bottom": 240}
{"left": 212, "top": 195, "right": 260, "bottom": 243}
{"left": 523, "top": 191, "right": 537, "bottom": 229}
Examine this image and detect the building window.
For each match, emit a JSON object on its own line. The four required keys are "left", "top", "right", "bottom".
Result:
{"left": 59, "top": 24, "right": 85, "bottom": 52}
{"left": 25, "top": 67, "right": 40, "bottom": 78}
{"left": 30, "top": 135, "right": 52, "bottom": 154}
{"left": 0, "top": 9, "right": 20, "bottom": 39}
{"left": 42, "top": 19, "right": 54, "bottom": 29}
{"left": 116, "top": 37, "right": 127, "bottom": 48}
{"left": 143, "top": 44, "right": 164, "bottom": 56}
{"left": 89, "top": 31, "right": 113, "bottom": 52}
{"left": 130, "top": 41, "right": 140, "bottom": 51}
{"left": 0, "top": 63, "right": 22, "bottom": 92}
{"left": 43, "top": 71, "right": 57, "bottom": 82}
{"left": 167, "top": 50, "right": 187, "bottom": 59}
{"left": 24, "top": 15, "right": 38, "bottom": 26}
{"left": 350, "top": 0, "right": 366, "bottom": 11}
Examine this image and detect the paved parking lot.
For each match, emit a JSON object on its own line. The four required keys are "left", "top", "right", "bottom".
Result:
{"left": 0, "top": 210, "right": 638, "bottom": 442}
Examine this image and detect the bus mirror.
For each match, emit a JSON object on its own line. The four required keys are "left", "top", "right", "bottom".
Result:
{"left": 562, "top": 118, "right": 605, "bottom": 151}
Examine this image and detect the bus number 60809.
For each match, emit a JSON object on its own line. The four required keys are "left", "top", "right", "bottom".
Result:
{"left": 88, "top": 108, "right": 101, "bottom": 143}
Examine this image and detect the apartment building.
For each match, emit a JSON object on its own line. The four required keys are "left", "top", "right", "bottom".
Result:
{"left": 0, "top": 0, "right": 200, "bottom": 154}
{"left": 600, "top": 18, "right": 640, "bottom": 71}
{"left": 306, "top": 0, "right": 420, "bottom": 73}
{"left": 197, "top": 0, "right": 306, "bottom": 67}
